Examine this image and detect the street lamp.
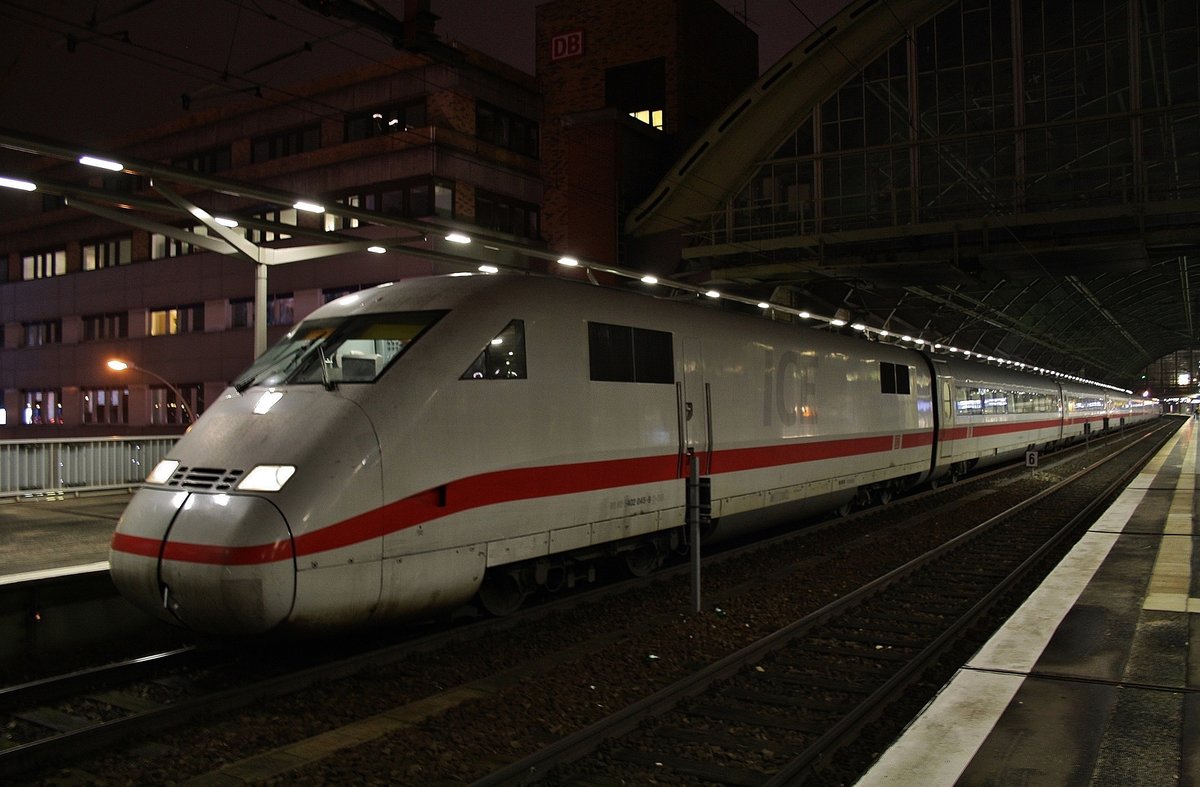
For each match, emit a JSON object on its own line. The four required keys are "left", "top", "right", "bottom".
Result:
{"left": 106, "top": 359, "right": 193, "bottom": 424}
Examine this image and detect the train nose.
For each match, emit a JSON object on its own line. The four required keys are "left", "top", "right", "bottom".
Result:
{"left": 110, "top": 488, "right": 296, "bottom": 635}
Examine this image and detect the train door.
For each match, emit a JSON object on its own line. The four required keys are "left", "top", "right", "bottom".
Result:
{"left": 680, "top": 337, "right": 713, "bottom": 474}
{"left": 939, "top": 377, "right": 955, "bottom": 459}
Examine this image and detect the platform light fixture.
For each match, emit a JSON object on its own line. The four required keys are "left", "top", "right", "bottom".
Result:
{"left": 640, "top": 275, "right": 658, "bottom": 285}
{"left": 367, "top": 245, "right": 387, "bottom": 254}
{"left": 446, "top": 232, "right": 472, "bottom": 244}
{"left": 557, "top": 256, "right": 579, "bottom": 267}
{"left": 0, "top": 175, "right": 36, "bottom": 191}
{"left": 293, "top": 200, "right": 325, "bottom": 213}
{"left": 79, "top": 155, "right": 123, "bottom": 171}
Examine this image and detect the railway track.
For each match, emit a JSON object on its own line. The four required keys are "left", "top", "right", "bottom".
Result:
{"left": 0, "top": 621, "right": 481, "bottom": 778}
{"left": 475, "top": 423, "right": 1174, "bottom": 785}
{"left": 0, "top": 422, "right": 1173, "bottom": 783}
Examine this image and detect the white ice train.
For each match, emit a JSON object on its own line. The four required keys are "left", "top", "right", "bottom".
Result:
{"left": 108, "top": 274, "right": 1159, "bottom": 634}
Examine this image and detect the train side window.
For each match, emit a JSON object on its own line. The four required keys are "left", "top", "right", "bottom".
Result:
{"left": 462, "top": 320, "right": 527, "bottom": 379}
{"left": 588, "top": 322, "right": 674, "bottom": 384}
{"left": 982, "top": 388, "right": 1009, "bottom": 414}
{"left": 879, "top": 362, "right": 910, "bottom": 395}
{"left": 955, "top": 386, "right": 982, "bottom": 415}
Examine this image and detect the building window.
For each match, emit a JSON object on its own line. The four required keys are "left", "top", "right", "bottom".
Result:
{"left": 607, "top": 58, "right": 666, "bottom": 130}
{"left": 148, "top": 304, "right": 203, "bottom": 336}
{"left": 150, "top": 383, "right": 203, "bottom": 425}
{"left": 335, "top": 178, "right": 453, "bottom": 225}
{"left": 475, "top": 189, "right": 539, "bottom": 239}
{"left": 346, "top": 99, "right": 427, "bottom": 141}
{"left": 83, "top": 235, "right": 133, "bottom": 270}
{"left": 22, "top": 248, "right": 66, "bottom": 280}
{"left": 173, "top": 145, "right": 232, "bottom": 173}
{"left": 231, "top": 294, "right": 295, "bottom": 328}
{"left": 82, "top": 387, "right": 129, "bottom": 425}
{"left": 322, "top": 284, "right": 382, "bottom": 303}
{"left": 151, "top": 228, "right": 205, "bottom": 259}
{"left": 476, "top": 101, "right": 539, "bottom": 158}
{"left": 629, "top": 109, "right": 664, "bottom": 130}
{"left": 247, "top": 208, "right": 296, "bottom": 243}
{"left": 251, "top": 124, "right": 321, "bottom": 163}
{"left": 588, "top": 322, "right": 674, "bottom": 384}
{"left": 83, "top": 312, "right": 129, "bottom": 341}
{"left": 22, "top": 389, "right": 63, "bottom": 425}
{"left": 23, "top": 320, "right": 62, "bottom": 347}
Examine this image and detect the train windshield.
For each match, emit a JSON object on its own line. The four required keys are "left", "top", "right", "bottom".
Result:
{"left": 233, "top": 310, "right": 445, "bottom": 391}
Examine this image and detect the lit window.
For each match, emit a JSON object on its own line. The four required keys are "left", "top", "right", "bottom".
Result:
{"left": 149, "top": 304, "right": 203, "bottom": 336}
{"left": 22, "top": 389, "right": 62, "bottom": 425}
{"left": 629, "top": 109, "right": 664, "bottom": 130}
{"left": 83, "top": 235, "right": 132, "bottom": 270}
{"left": 21, "top": 249, "right": 66, "bottom": 280}
{"left": 82, "top": 387, "right": 130, "bottom": 425}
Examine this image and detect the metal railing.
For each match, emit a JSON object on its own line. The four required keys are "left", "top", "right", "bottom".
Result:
{"left": 0, "top": 436, "right": 180, "bottom": 498}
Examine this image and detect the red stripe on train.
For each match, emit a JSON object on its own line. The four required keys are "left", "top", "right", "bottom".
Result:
{"left": 113, "top": 424, "right": 1067, "bottom": 566}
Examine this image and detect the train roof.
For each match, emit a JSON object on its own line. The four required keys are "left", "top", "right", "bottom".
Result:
{"left": 301, "top": 273, "right": 1145, "bottom": 402}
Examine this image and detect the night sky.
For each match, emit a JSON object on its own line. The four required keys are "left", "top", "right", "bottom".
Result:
{"left": 0, "top": 0, "right": 847, "bottom": 148}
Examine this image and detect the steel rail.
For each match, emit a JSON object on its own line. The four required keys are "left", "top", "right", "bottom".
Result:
{"left": 472, "top": 422, "right": 1172, "bottom": 786}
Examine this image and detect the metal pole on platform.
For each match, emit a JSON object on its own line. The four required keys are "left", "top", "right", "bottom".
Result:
{"left": 688, "top": 451, "right": 701, "bottom": 613}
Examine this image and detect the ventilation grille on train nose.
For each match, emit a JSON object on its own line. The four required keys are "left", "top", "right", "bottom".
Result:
{"left": 166, "top": 466, "right": 245, "bottom": 491}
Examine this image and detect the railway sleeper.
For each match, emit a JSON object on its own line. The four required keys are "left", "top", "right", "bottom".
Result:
{"left": 740, "top": 673, "right": 872, "bottom": 695}
{"left": 887, "top": 604, "right": 961, "bottom": 622}
{"left": 821, "top": 630, "right": 927, "bottom": 649}
{"left": 607, "top": 747, "right": 770, "bottom": 787}
{"left": 722, "top": 685, "right": 865, "bottom": 709}
{"left": 684, "top": 702, "right": 829, "bottom": 733}
{"left": 755, "top": 661, "right": 892, "bottom": 684}
{"left": 833, "top": 617, "right": 942, "bottom": 636}
{"left": 13, "top": 707, "right": 92, "bottom": 733}
{"left": 748, "top": 667, "right": 883, "bottom": 691}
{"left": 653, "top": 724, "right": 795, "bottom": 754}
{"left": 778, "top": 645, "right": 912, "bottom": 664}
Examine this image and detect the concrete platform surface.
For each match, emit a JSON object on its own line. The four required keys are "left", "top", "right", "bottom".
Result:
{"left": 859, "top": 417, "right": 1199, "bottom": 786}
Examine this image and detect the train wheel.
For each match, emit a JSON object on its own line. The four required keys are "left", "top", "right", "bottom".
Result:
{"left": 623, "top": 542, "right": 661, "bottom": 577}
{"left": 478, "top": 571, "right": 525, "bottom": 617}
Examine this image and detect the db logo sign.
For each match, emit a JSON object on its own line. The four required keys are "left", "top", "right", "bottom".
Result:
{"left": 551, "top": 30, "right": 585, "bottom": 61}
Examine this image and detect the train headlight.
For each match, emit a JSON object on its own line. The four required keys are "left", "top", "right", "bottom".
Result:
{"left": 237, "top": 465, "right": 297, "bottom": 492}
{"left": 146, "top": 460, "right": 179, "bottom": 485}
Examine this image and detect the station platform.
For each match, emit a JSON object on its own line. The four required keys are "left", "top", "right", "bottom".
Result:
{"left": 858, "top": 416, "right": 1199, "bottom": 785}
{"left": 0, "top": 491, "right": 128, "bottom": 582}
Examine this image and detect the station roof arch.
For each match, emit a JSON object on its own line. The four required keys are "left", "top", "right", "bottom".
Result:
{"left": 627, "top": 0, "right": 1200, "bottom": 392}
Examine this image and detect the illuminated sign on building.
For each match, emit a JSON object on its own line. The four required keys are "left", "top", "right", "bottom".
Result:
{"left": 551, "top": 30, "right": 585, "bottom": 61}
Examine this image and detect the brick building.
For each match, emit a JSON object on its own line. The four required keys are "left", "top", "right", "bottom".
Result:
{"left": 0, "top": 0, "right": 757, "bottom": 437}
